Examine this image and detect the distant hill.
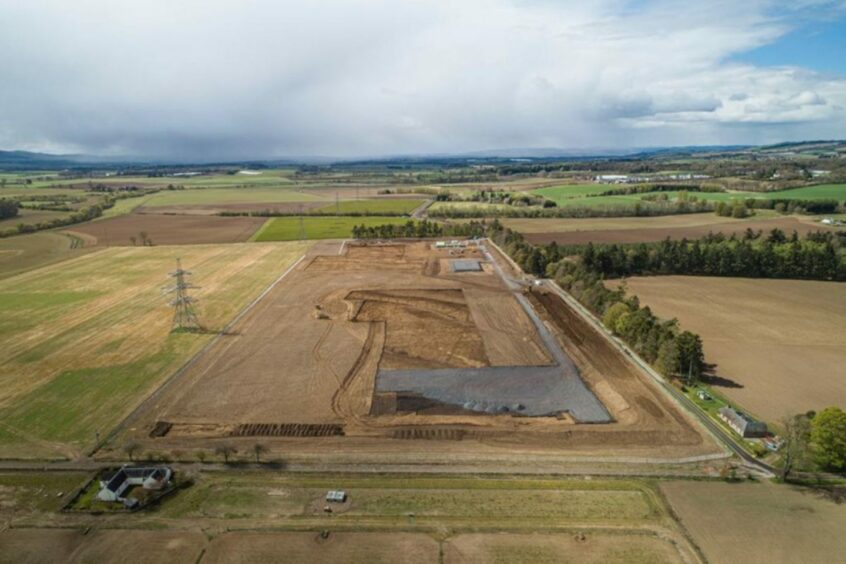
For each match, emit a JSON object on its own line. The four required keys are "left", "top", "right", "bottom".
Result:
{"left": 0, "top": 150, "right": 87, "bottom": 170}
{"left": 1, "top": 140, "right": 844, "bottom": 170}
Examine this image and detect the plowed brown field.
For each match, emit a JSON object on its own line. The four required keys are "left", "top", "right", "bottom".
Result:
{"left": 619, "top": 276, "right": 846, "bottom": 421}
{"left": 515, "top": 215, "right": 836, "bottom": 245}
{"left": 65, "top": 213, "right": 266, "bottom": 246}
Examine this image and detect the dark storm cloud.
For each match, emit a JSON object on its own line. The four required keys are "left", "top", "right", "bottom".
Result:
{"left": 0, "top": 0, "right": 844, "bottom": 160}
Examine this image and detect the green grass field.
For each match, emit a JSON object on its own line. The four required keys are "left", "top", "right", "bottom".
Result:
{"left": 162, "top": 472, "right": 662, "bottom": 526}
{"left": 314, "top": 199, "right": 425, "bottom": 215}
{"left": 253, "top": 216, "right": 411, "bottom": 241}
{"left": 0, "top": 242, "right": 310, "bottom": 458}
{"left": 532, "top": 184, "right": 611, "bottom": 203}
{"left": 766, "top": 183, "right": 846, "bottom": 200}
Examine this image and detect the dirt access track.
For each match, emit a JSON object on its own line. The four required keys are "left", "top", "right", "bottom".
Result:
{"left": 121, "top": 240, "right": 717, "bottom": 461}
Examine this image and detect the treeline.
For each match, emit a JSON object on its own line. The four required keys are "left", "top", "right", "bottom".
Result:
{"left": 596, "top": 183, "right": 725, "bottom": 197}
{"left": 754, "top": 198, "right": 842, "bottom": 215}
{"left": 0, "top": 190, "right": 153, "bottom": 238}
{"left": 351, "top": 219, "right": 487, "bottom": 239}
{"left": 579, "top": 230, "right": 845, "bottom": 281}
{"left": 485, "top": 223, "right": 707, "bottom": 381}
{"left": 0, "top": 199, "right": 19, "bottom": 219}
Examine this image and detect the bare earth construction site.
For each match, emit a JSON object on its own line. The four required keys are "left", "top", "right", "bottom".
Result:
{"left": 122, "top": 240, "right": 717, "bottom": 462}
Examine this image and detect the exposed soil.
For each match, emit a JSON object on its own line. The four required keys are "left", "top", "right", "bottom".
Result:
{"left": 443, "top": 532, "right": 683, "bottom": 563}
{"left": 619, "top": 276, "right": 846, "bottom": 421}
{"left": 662, "top": 480, "right": 846, "bottom": 564}
{"left": 0, "top": 528, "right": 207, "bottom": 563}
{"left": 203, "top": 532, "right": 439, "bottom": 564}
{"left": 65, "top": 213, "right": 267, "bottom": 246}
{"left": 523, "top": 216, "right": 837, "bottom": 245}
{"left": 136, "top": 201, "right": 326, "bottom": 215}
{"left": 122, "top": 241, "right": 716, "bottom": 459}
{"left": 349, "top": 289, "right": 489, "bottom": 369}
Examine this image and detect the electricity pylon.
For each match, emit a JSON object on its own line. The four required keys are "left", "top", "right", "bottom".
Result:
{"left": 164, "top": 258, "right": 202, "bottom": 332}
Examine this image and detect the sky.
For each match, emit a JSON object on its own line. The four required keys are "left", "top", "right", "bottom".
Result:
{"left": 0, "top": 0, "right": 845, "bottom": 161}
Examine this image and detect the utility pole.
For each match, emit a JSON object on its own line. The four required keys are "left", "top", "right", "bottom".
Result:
{"left": 164, "top": 258, "right": 202, "bottom": 332}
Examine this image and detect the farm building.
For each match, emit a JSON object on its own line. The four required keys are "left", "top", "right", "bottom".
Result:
{"left": 97, "top": 465, "right": 172, "bottom": 506}
{"left": 718, "top": 407, "right": 767, "bottom": 438}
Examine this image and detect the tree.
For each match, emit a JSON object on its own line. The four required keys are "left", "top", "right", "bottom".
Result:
{"left": 602, "top": 302, "right": 631, "bottom": 332}
{"left": 675, "top": 331, "right": 705, "bottom": 384}
{"left": 215, "top": 444, "right": 237, "bottom": 464}
{"left": 811, "top": 407, "right": 846, "bottom": 471}
{"left": 779, "top": 413, "right": 811, "bottom": 481}
{"left": 196, "top": 450, "right": 207, "bottom": 463}
{"left": 253, "top": 443, "right": 268, "bottom": 464}
{"left": 123, "top": 441, "right": 141, "bottom": 462}
{"left": 656, "top": 339, "right": 680, "bottom": 378}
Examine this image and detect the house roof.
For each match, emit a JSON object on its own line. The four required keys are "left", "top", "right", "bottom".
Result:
{"left": 104, "top": 470, "right": 128, "bottom": 492}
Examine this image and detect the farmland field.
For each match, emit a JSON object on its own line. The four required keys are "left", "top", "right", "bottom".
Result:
{"left": 137, "top": 187, "right": 326, "bottom": 208}
{"left": 0, "top": 472, "right": 696, "bottom": 563}
{"left": 0, "top": 207, "right": 73, "bottom": 227}
{"left": 0, "top": 231, "right": 95, "bottom": 279}
{"left": 769, "top": 182, "right": 846, "bottom": 200}
{"left": 314, "top": 198, "right": 425, "bottom": 215}
{"left": 503, "top": 213, "right": 750, "bottom": 233}
{"left": 428, "top": 201, "right": 528, "bottom": 214}
{"left": 253, "top": 216, "right": 411, "bottom": 241}
{"left": 509, "top": 214, "right": 836, "bottom": 245}
{"left": 0, "top": 242, "right": 310, "bottom": 458}
{"left": 532, "top": 183, "right": 616, "bottom": 202}
{"left": 531, "top": 183, "right": 846, "bottom": 210}
{"left": 66, "top": 213, "right": 267, "bottom": 246}
{"left": 661, "top": 481, "right": 846, "bottom": 564}
{"left": 619, "top": 276, "right": 846, "bottom": 422}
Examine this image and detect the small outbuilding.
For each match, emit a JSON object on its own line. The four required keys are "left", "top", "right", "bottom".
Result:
{"left": 326, "top": 490, "right": 347, "bottom": 503}
{"left": 718, "top": 407, "right": 768, "bottom": 438}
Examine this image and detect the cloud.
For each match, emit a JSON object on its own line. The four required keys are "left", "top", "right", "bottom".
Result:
{"left": 0, "top": 0, "right": 843, "bottom": 159}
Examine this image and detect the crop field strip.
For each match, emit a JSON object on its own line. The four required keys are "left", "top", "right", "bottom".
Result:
{"left": 313, "top": 198, "right": 426, "bottom": 215}
{"left": 253, "top": 216, "right": 411, "bottom": 241}
{"left": 66, "top": 213, "right": 268, "bottom": 246}
{"left": 0, "top": 241, "right": 310, "bottom": 458}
